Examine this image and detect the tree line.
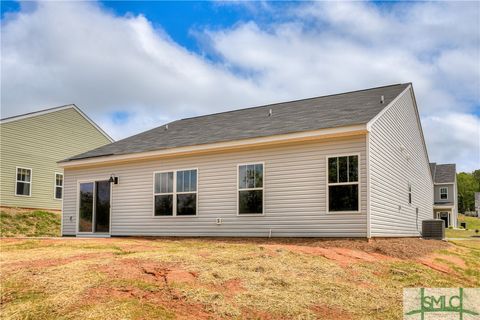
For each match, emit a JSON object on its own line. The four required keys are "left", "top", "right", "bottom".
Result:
{"left": 457, "top": 170, "right": 480, "bottom": 213}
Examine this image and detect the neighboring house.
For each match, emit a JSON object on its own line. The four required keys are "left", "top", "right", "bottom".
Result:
{"left": 429, "top": 163, "right": 458, "bottom": 228}
{"left": 475, "top": 192, "right": 480, "bottom": 216}
{"left": 59, "top": 83, "right": 433, "bottom": 238}
{"left": 0, "top": 105, "right": 113, "bottom": 210}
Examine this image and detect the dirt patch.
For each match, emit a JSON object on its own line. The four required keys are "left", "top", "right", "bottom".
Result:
{"left": 429, "top": 253, "right": 467, "bottom": 268}
{"left": 218, "top": 278, "right": 245, "bottom": 298}
{"left": 416, "top": 251, "right": 467, "bottom": 274}
{"left": 264, "top": 244, "right": 395, "bottom": 266}
{"left": 96, "top": 258, "right": 198, "bottom": 286}
{"left": 86, "top": 285, "right": 211, "bottom": 320}
{"left": 311, "top": 305, "right": 354, "bottom": 320}
{"left": 156, "top": 236, "right": 450, "bottom": 260}
{"left": 88, "top": 259, "right": 211, "bottom": 319}
{"left": 2, "top": 252, "right": 112, "bottom": 269}
{"left": 417, "top": 257, "right": 454, "bottom": 274}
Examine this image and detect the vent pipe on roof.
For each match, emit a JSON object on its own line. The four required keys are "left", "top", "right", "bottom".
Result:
{"left": 165, "top": 124, "right": 169, "bottom": 130}
{"left": 380, "top": 95, "right": 385, "bottom": 104}
{"left": 268, "top": 109, "right": 273, "bottom": 117}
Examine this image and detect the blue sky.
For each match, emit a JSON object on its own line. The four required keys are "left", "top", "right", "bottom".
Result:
{"left": 1, "top": 1, "right": 479, "bottom": 171}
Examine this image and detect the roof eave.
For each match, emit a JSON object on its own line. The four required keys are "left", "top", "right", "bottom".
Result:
{"left": 59, "top": 123, "right": 368, "bottom": 169}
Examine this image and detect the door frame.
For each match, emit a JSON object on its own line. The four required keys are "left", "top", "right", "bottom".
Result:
{"left": 437, "top": 211, "right": 450, "bottom": 228}
{"left": 76, "top": 178, "right": 112, "bottom": 236}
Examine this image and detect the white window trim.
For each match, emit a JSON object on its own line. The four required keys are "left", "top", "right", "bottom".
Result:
{"left": 54, "top": 172, "right": 63, "bottom": 200}
{"left": 15, "top": 167, "right": 32, "bottom": 197}
{"left": 152, "top": 168, "right": 199, "bottom": 217}
{"left": 439, "top": 187, "right": 448, "bottom": 200}
{"left": 237, "top": 162, "right": 265, "bottom": 216}
{"left": 326, "top": 154, "right": 361, "bottom": 214}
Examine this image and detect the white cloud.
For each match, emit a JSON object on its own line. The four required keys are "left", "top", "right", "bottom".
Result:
{"left": 1, "top": 1, "right": 479, "bottom": 171}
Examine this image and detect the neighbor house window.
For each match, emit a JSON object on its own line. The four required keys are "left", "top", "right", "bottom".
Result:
{"left": 54, "top": 173, "right": 63, "bottom": 199}
{"left": 440, "top": 187, "right": 448, "bottom": 200}
{"left": 15, "top": 167, "right": 32, "bottom": 196}
{"left": 238, "top": 163, "right": 264, "bottom": 215}
{"left": 327, "top": 155, "right": 359, "bottom": 212}
{"left": 154, "top": 169, "right": 197, "bottom": 216}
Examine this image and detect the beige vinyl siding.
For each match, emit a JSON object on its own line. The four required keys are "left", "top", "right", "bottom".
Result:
{"left": 368, "top": 88, "right": 433, "bottom": 237}
{"left": 62, "top": 135, "right": 367, "bottom": 237}
{"left": 0, "top": 107, "right": 111, "bottom": 210}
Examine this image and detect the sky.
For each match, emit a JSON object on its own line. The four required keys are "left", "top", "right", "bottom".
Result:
{"left": 1, "top": 1, "right": 479, "bottom": 172}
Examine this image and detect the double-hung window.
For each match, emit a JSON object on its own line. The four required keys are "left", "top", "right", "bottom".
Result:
{"left": 54, "top": 173, "right": 63, "bottom": 199}
{"left": 238, "top": 163, "right": 264, "bottom": 215}
{"left": 327, "top": 155, "right": 359, "bottom": 212}
{"left": 15, "top": 167, "right": 32, "bottom": 196}
{"left": 440, "top": 187, "right": 448, "bottom": 200}
{"left": 154, "top": 169, "right": 197, "bottom": 216}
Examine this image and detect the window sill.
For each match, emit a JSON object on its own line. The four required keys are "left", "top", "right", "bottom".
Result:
{"left": 326, "top": 211, "right": 361, "bottom": 214}
{"left": 14, "top": 194, "right": 31, "bottom": 197}
{"left": 152, "top": 215, "right": 198, "bottom": 218}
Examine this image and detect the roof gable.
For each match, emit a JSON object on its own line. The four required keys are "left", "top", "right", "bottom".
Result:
{"left": 66, "top": 83, "right": 410, "bottom": 161}
{"left": 0, "top": 104, "right": 114, "bottom": 142}
{"left": 430, "top": 163, "right": 456, "bottom": 183}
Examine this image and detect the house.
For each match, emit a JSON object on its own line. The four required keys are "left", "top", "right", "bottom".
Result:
{"left": 59, "top": 83, "right": 433, "bottom": 238}
{"left": 429, "top": 163, "right": 458, "bottom": 228}
{"left": 0, "top": 105, "right": 113, "bottom": 211}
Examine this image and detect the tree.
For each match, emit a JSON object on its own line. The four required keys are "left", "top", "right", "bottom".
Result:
{"left": 457, "top": 172, "right": 479, "bottom": 213}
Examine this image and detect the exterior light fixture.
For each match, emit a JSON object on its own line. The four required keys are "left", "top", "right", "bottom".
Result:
{"left": 109, "top": 174, "right": 118, "bottom": 184}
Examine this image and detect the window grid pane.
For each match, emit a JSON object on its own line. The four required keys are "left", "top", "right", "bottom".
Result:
{"left": 17, "top": 168, "right": 31, "bottom": 182}
{"left": 239, "top": 164, "right": 263, "bottom": 190}
{"left": 338, "top": 157, "right": 348, "bottom": 183}
{"left": 348, "top": 156, "right": 358, "bottom": 182}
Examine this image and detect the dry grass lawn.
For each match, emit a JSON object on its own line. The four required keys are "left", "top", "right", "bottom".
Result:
{"left": 1, "top": 237, "right": 479, "bottom": 319}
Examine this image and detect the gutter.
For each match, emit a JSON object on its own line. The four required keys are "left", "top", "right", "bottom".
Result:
{"left": 59, "top": 124, "right": 368, "bottom": 169}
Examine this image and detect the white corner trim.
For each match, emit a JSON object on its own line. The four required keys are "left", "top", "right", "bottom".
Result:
{"left": 59, "top": 124, "right": 367, "bottom": 168}
{"left": 366, "top": 132, "right": 371, "bottom": 238}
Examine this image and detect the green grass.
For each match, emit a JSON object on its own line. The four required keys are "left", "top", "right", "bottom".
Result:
{"left": 0, "top": 209, "right": 61, "bottom": 237}
{"left": 446, "top": 214, "right": 480, "bottom": 238}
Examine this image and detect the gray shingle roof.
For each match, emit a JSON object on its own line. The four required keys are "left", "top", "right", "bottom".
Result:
{"left": 434, "top": 202, "right": 454, "bottom": 206}
{"left": 430, "top": 163, "right": 456, "bottom": 183}
{"left": 65, "top": 83, "right": 410, "bottom": 161}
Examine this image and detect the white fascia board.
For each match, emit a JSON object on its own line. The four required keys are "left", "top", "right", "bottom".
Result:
{"left": 59, "top": 124, "right": 368, "bottom": 168}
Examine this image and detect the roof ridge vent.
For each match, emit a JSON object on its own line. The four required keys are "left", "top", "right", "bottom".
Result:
{"left": 380, "top": 95, "right": 385, "bottom": 104}
{"left": 268, "top": 109, "right": 273, "bottom": 117}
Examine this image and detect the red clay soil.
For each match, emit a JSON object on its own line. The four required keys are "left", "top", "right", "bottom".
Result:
{"left": 311, "top": 305, "right": 354, "bottom": 320}
{"left": 417, "top": 253, "right": 468, "bottom": 275}
{"left": 89, "top": 258, "right": 213, "bottom": 319}
{"left": 2, "top": 252, "right": 113, "bottom": 269}
{"left": 86, "top": 285, "right": 212, "bottom": 320}
{"left": 263, "top": 244, "right": 396, "bottom": 266}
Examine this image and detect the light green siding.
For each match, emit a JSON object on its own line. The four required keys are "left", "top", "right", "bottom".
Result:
{"left": 0, "top": 106, "right": 112, "bottom": 210}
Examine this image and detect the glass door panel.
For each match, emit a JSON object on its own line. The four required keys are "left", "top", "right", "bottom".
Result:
{"left": 79, "top": 182, "right": 94, "bottom": 232}
{"left": 95, "top": 181, "right": 110, "bottom": 233}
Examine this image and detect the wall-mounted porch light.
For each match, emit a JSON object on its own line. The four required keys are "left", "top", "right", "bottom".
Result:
{"left": 109, "top": 174, "right": 119, "bottom": 184}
